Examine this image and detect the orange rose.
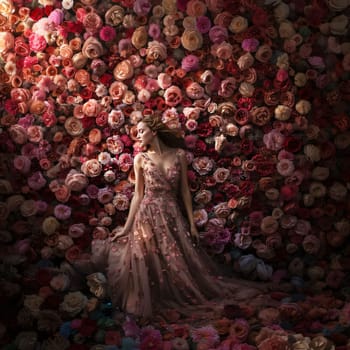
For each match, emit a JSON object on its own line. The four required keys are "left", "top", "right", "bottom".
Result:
{"left": 54, "top": 184, "right": 71, "bottom": 203}
{"left": 88, "top": 128, "right": 102, "bottom": 145}
{"left": 146, "top": 40, "right": 167, "bottom": 62}
{"left": 109, "top": 81, "right": 128, "bottom": 102}
{"left": 83, "top": 12, "right": 103, "bottom": 34}
{"left": 75, "top": 69, "right": 90, "bottom": 86}
{"left": 0, "top": 0, "right": 15, "bottom": 16}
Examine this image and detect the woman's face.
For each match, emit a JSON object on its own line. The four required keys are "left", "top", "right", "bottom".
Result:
{"left": 136, "top": 122, "right": 155, "bottom": 148}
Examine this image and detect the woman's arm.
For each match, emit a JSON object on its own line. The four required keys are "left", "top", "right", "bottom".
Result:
{"left": 179, "top": 149, "right": 199, "bottom": 243}
{"left": 111, "top": 153, "right": 144, "bottom": 240}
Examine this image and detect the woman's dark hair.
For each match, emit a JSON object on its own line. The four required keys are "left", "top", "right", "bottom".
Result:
{"left": 141, "top": 114, "right": 186, "bottom": 149}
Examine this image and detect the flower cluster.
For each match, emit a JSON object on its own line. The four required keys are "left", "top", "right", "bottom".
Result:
{"left": 0, "top": 0, "right": 350, "bottom": 347}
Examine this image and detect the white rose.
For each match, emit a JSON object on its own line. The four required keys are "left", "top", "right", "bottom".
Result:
{"left": 278, "top": 20, "right": 296, "bottom": 38}
{"left": 294, "top": 72, "right": 307, "bottom": 87}
{"left": 273, "top": 2, "right": 290, "bottom": 22}
{"left": 275, "top": 105, "right": 291, "bottom": 121}
{"left": 329, "top": 14, "right": 348, "bottom": 35}
{"left": 229, "top": 16, "right": 248, "bottom": 34}
{"left": 295, "top": 99, "right": 311, "bottom": 115}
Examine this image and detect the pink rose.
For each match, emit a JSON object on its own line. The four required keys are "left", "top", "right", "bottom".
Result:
{"left": 181, "top": 54, "right": 200, "bottom": 72}
{"left": 83, "top": 99, "right": 102, "bottom": 117}
{"left": 13, "top": 155, "right": 31, "bottom": 173}
{"left": 208, "top": 25, "right": 228, "bottom": 44}
{"left": 185, "top": 82, "right": 204, "bottom": 99}
{"left": 192, "top": 156, "right": 214, "bottom": 175}
{"left": 54, "top": 204, "right": 72, "bottom": 221}
{"left": 65, "top": 170, "right": 89, "bottom": 191}
{"left": 8, "top": 124, "right": 28, "bottom": 144}
{"left": 99, "top": 25, "right": 116, "bottom": 42}
{"left": 68, "top": 223, "right": 86, "bottom": 238}
{"left": 28, "top": 171, "right": 47, "bottom": 190}
{"left": 242, "top": 38, "right": 260, "bottom": 52}
{"left": 28, "top": 33, "right": 47, "bottom": 52}
{"left": 263, "top": 129, "right": 285, "bottom": 151}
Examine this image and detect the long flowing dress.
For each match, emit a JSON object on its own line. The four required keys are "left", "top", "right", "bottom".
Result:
{"left": 91, "top": 149, "right": 266, "bottom": 319}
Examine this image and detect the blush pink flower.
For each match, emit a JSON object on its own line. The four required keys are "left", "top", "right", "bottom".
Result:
{"left": 54, "top": 204, "right": 72, "bottom": 221}
{"left": 191, "top": 325, "right": 219, "bottom": 347}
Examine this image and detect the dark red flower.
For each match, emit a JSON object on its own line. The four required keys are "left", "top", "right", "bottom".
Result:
{"left": 79, "top": 318, "right": 98, "bottom": 337}
{"left": 196, "top": 122, "right": 213, "bottom": 137}
{"left": 30, "top": 7, "right": 44, "bottom": 20}
{"left": 283, "top": 136, "right": 302, "bottom": 153}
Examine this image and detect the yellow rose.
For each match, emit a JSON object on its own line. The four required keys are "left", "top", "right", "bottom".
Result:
{"left": 181, "top": 29, "right": 203, "bottom": 51}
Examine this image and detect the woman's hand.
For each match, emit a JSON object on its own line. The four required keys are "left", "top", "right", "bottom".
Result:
{"left": 110, "top": 227, "right": 128, "bottom": 242}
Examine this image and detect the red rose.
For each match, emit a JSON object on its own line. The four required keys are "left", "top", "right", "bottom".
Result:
{"left": 240, "top": 139, "right": 253, "bottom": 155}
{"left": 44, "top": 5, "right": 54, "bottom": 16}
{"left": 283, "top": 136, "right": 302, "bottom": 153}
{"left": 41, "top": 293, "right": 63, "bottom": 310}
{"left": 36, "top": 268, "right": 54, "bottom": 286}
{"left": 196, "top": 122, "right": 213, "bottom": 137}
{"left": 30, "top": 7, "right": 44, "bottom": 20}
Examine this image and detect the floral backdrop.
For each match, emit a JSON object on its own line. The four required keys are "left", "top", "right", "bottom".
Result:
{"left": 0, "top": 0, "right": 350, "bottom": 348}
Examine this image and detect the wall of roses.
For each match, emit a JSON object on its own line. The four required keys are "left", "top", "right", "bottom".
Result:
{"left": 0, "top": 0, "right": 350, "bottom": 348}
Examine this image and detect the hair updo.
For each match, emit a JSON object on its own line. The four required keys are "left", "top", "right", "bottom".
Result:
{"left": 141, "top": 114, "right": 186, "bottom": 149}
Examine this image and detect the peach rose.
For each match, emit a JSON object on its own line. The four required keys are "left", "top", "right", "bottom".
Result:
{"left": 329, "top": 14, "right": 348, "bottom": 35}
{"left": 164, "top": 85, "right": 183, "bottom": 106}
{"left": 181, "top": 29, "right": 203, "bottom": 51}
{"left": 65, "top": 169, "right": 89, "bottom": 191}
{"left": 274, "top": 105, "right": 291, "bottom": 121}
{"left": 64, "top": 117, "right": 84, "bottom": 136}
{"left": 213, "top": 202, "right": 231, "bottom": 218}
{"left": 213, "top": 41, "right": 233, "bottom": 60}
{"left": 83, "top": 12, "right": 102, "bottom": 34}
{"left": 82, "top": 36, "right": 104, "bottom": 59}
{"left": 213, "top": 168, "right": 230, "bottom": 183}
{"left": 239, "top": 82, "right": 254, "bottom": 97}
{"left": 295, "top": 100, "right": 311, "bottom": 115}
{"left": 186, "top": 0, "right": 207, "bottom": 16}
{"left": 105, "top": 5, "right": 124, "bottom": 26}
{"left": 72, "top": 53, "right": 88, "bottom": 69}
{"left": 0, "top": 32, "right": 14, "bottom": 54}
{"left": 27, "top": 125, "right": 43, "bottom": 143}
{"left": 304, "top": 144, "right": 321, "bottom": 162}
{"left": 88, "top": 128, "right": 102, "bottom": 145}
{"left": 109, "top": 81, "right": 128, "bottom": 102}
{"left": 185, "top": 82, "right": 204, "bottom": 99}
{"left": 54, "top": 185, "right": 71, "bottom": 203}
{"left": 194, "top": 190, "right": 212, "bottom": 204}
{"left": 113, "top": 59, "right": 134, "bottom": 81}
{"left": 81, "top": 159, "right": 102, "bottom": 178}
{"left": 82, "top": 99, "right": 102, "bottom": 117}
{"left": 260, "top": 216, "right": 279, "bottom": 235}
{"left": 13, "top": 155, "right": 31, "bottom": 173}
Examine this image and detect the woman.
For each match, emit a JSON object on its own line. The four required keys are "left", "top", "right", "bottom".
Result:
{"left": 93, "top": 115, "right": 266, "bottom": 320}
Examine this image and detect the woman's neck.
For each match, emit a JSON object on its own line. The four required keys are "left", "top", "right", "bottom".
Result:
{"left": 148, "top": 138, "right": 169, "bottom": 155}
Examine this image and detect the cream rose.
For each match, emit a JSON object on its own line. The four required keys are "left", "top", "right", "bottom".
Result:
{"left": 64, "top": 117, "right": 84, "bottom": 136}
{"left": 0, "top": 179, "right": 13, "bottom": 194}
{"left": 81, "top": 159, "right": 102, "bottom": 177}
{"left": 0, "top": 31, "right": 14, "bottom": 54}
{"left": 23, "top": 295, "right": 44, "bottom": 317}
{"left": 294, "top": 72, "right": 307, "bottom": 87}
{"left": 237, "top": 52, "right": 254, "bottom": 70}
{"left": 192, "top": 156, "right": 214, "bottom": 175}
{"left": 65, "top": 169, "right": 89, "bottom": 191}
{"left": 213, "top": 202, "right": 231, "bottom": 218}
{"left": 60, "top": 291, "right": 88, "bottom": 317}
{"left": 86, "top": 272, "right": 107, "bottom": 298}
{"left": 295, "top": 100, "right": 311, "bottom": 115}
{"left": 229, "top": 16, "right": 248, "bottom": 34}
{"left": 273, "top": 2, "right": 290, "bottom": 22}
{"left": 194, "top": 190, "right": 212, "bottom": 204}
{"left": 82, "top": 36, "right": 104, "bottom": 59}
{"left": 147, "top": 40, "right": 167, "bottom": 61}
{"left": 181, "top": 29, "right": 203, "bottom": 51}
{"left": 275, "top": 105, "right": 291, "bottom": 121}
{"left": 131, "top": 26, "right": 148, "bottom": 49}
{"left": 213, "top": 168, "right": 230, "bottom": 183}
{"left": 255, "top": 44, "right": 273, "bottom": 63}
{"left": 113, "top": 59, "right": 134, "bottom": 81}
{"left": 8, "top": 124, "right": 28, "bottom": 144}
{"left": 50, "top": 273, "right": 71, "bottom": 291}
{"left": 239, "top": 82, "right": 255, "bottom": 97}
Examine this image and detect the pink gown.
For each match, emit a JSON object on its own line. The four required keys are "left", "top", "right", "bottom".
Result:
{"left": 91, "top": 149, "right": 265, "bottom": 319}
